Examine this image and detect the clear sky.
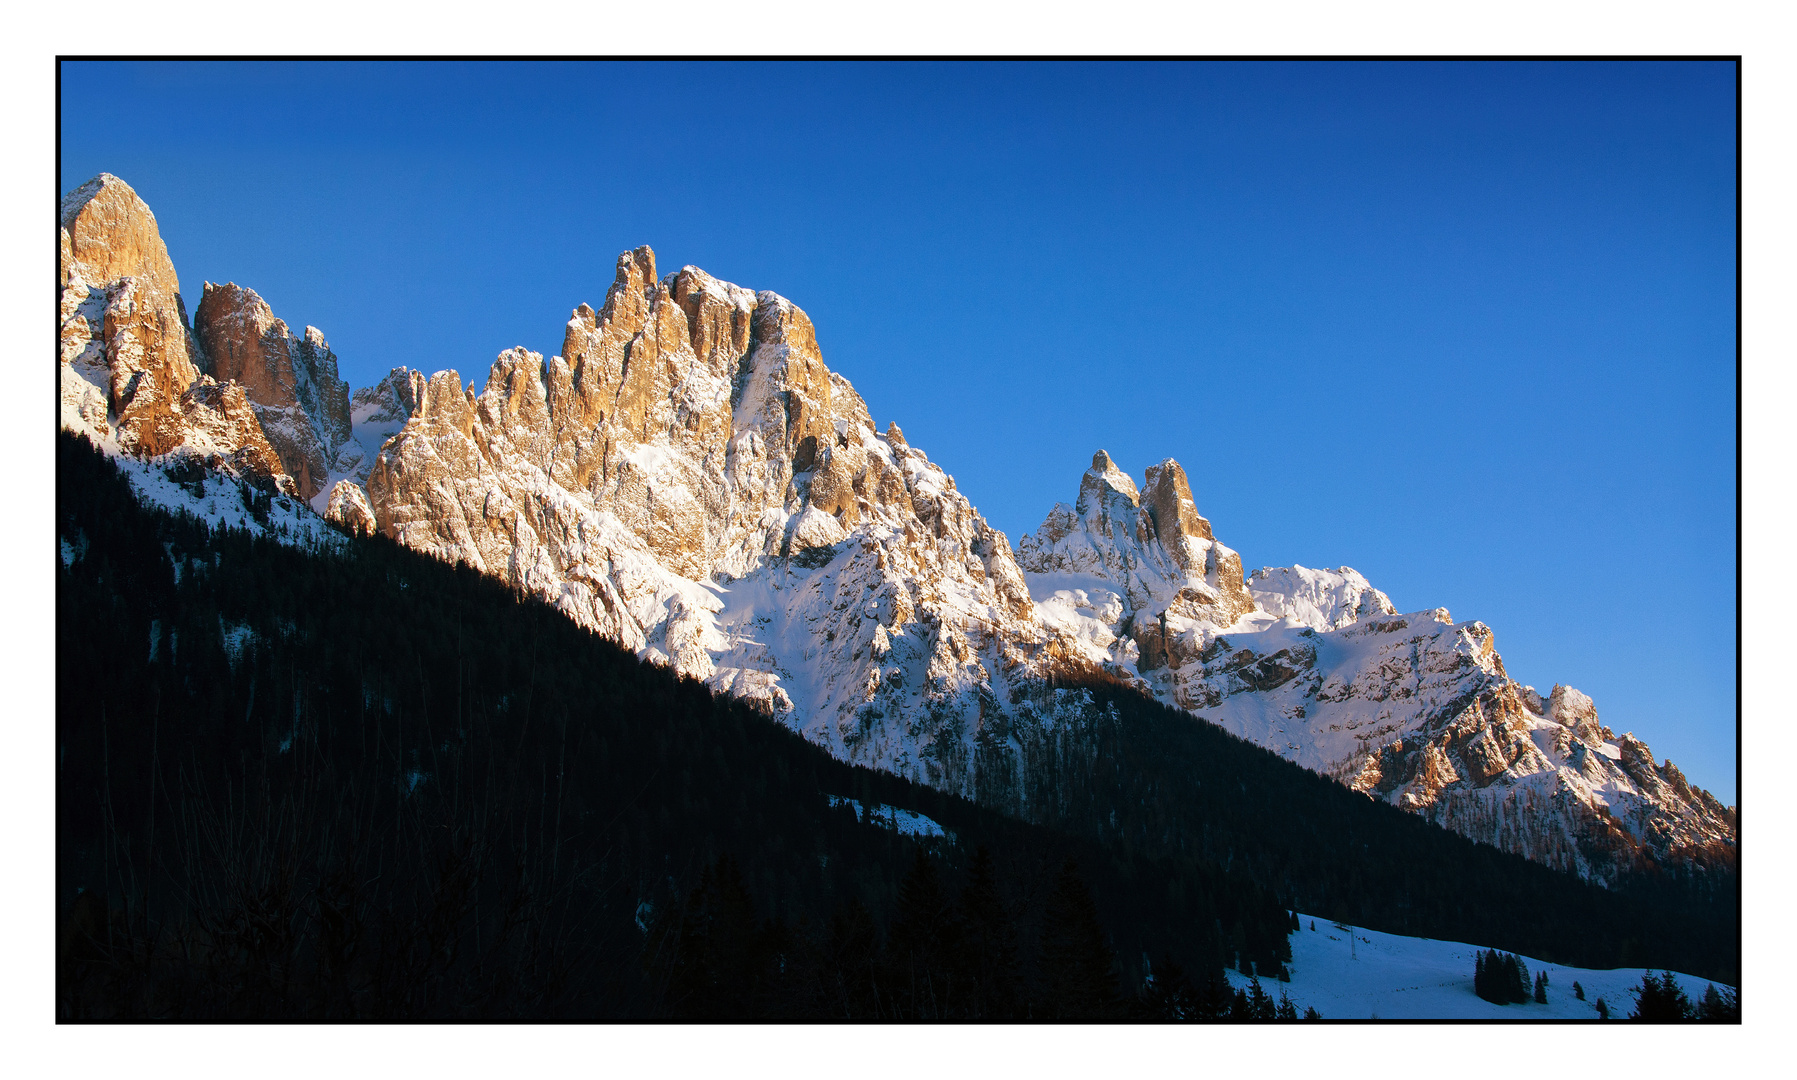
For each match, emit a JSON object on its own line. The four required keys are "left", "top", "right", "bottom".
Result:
{"left": 58, "top": 59, "right": 1738, "bottom": 801}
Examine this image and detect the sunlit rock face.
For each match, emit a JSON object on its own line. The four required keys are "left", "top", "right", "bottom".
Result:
{"left": 59, "top": 174, "right": 290, "bottom": 488}
{"left": 195, "top": 282, "right": 352, "bottom": 502}
{"left": 59, "top": 174, "right": 1734, "bottom": 884}
{"left": 363, "top": 247, "right": 1044, "bottom": 797}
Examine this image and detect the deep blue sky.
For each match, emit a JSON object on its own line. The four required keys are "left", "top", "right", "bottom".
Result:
{"left": 59, "top": 60, "right": 1737, "bottom": 800}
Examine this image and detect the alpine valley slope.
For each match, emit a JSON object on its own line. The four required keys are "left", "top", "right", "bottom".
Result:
{"left": 56, "top": 174, "right": 1735, "bottom": 886}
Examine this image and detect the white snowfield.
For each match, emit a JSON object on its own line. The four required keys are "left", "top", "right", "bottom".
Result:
{"left": 79, "top": 427, "right": 345, "bottom": 552}
{"left": 1229, "top": 914, "right": 1732, "bottom": 1021}
{"left": 825, "top": 795, "right": 948, "bottom": 839}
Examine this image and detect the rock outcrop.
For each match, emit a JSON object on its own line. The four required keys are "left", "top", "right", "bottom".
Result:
{"left": 195, "top": 282, "right": 352, "bottom": 501}
{"left": 324, "top": 479, "right": 377, "bottom": 536}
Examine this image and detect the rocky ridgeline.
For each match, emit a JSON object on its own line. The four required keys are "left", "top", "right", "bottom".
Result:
{"left": 361, "top": 245, "right": 1045, "bottom": 785}
{"left": 1015, "top": 456, "right": 1735, "bottom": 881}
{"left": 58, "top": 174, "right": 1736, "bottom": 884}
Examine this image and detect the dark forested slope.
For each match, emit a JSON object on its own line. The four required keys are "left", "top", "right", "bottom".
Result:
{"left": 55, "top": 433, "right": 1296, "bottom": 1019}
{"left": 54, "top": 433, "right": 1736, "bottom": 1019}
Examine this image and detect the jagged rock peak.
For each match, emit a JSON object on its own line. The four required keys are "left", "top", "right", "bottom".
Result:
{"left": 353, "top": 366, "right": 428, "bottom": 419}
{"left": 1018, "top": 449, "right": 1258, "bottom": 651}
{"left": 58, "top": 173, "right": 292, "bottom": 476}
{"left": 1141, "top": 457, "right": 1215, "bottom": 551}
{"left": 59, "top": 173, "right": 182, "bottom": 302}
{"left": 1077, "top": 449, "right": 1141, "bottom": 512}
{"left": 194, "top": 281, "right": 352, "bottom": 501}
{"left": 1547, "top": 683, "right": 1609, "bottom": 746}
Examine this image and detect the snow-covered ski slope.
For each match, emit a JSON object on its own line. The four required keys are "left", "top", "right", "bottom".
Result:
{"left": 1224, "top": 913, "right": 1733, "bottom": 1020}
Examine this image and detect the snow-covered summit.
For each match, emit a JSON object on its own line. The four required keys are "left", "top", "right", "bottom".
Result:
{"left": 1013, "top": 454, "right": 1733, "bottom": 881}
{"left": 1018, "top": 451, "right": 1257, "bottom": 676}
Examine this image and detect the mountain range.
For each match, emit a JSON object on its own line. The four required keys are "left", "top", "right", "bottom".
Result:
{"left": 58, "top": 172, "right": 1735, "bottom": 889}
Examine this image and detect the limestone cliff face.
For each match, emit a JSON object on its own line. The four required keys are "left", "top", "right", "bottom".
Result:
{"left": 195, "top": 282, "right": 352, "bottom": 501}
{"left": 59, "top": 174, "right": 290, "bottom": 490}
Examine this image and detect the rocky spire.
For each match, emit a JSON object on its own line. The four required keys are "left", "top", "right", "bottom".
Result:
{"left": 59, "top": 174, "right": 290, "bottom": 489}
{"left": 1141, "top": 458, "right": 1214, "bottom": 549}
{"left": 195, "top": 282, "right": 353, "bottom": 501}
{"left": 60, "top": 174, "right": 203, "bottom": 455}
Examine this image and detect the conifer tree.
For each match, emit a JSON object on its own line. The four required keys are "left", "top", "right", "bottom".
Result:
{"left": 1276, "top": 986, "right": 1299, "bottom": 1020}
{"left": 1194, "top": 966, "right": 1235, "bottom": 1021}
{"left": 1507, "top": 954, "right": 1530, "bottom": 1004}
{"left": 822, "top": 900, "right": 881, "bottom": 1019}
{"left": 1573, "top": 980, "right": 1585, "bottom": 1001}
{"left": 1140, "top": 956, "right": 1198, "bottom": 1020}
{"left": 659, "top": 855, "right": 768, "bottom": 1018}
{"left": 1036, "top": 859, "right": 1122, "bottom": 1019}
{"left": 887, "top": 848, "right": 960, "bottom": 1019}
{"left": 1533, "top": 969, "right": 1548, "bottom": 1003}
{"left": 1243, "top": 976, "right": 1276, "bottom": 1020}
{"left": 955, "top": 846, "right": 1021, "bottom": 1018}
{"left": 1696, "top": 983, "right": 1739, "bottom": 1022}
{"left": 1629, "top": 970, "right": 1693, "bottom": 1020}
{"left": 1595, "top": 996, "right": 1610, "bottom": 1019}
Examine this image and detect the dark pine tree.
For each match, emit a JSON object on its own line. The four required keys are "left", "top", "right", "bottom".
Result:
{"left": 1193, "top": 966, "right": 1235, "bottom": 1021}
{"left": 1534, "top": 969, "right": 1548, "bottom": 1004}
{"left": 820, "top": 900, "right": 882, "bottom": 1020}
{"left": 1139, "top": 956, "right": 1198, "bottom": 1020}
{"left": 1506, "top": 953, "right": 1531, "bottom": 1004}
{"left": 1629, "top": 971, "right": 1694, "bottom": 1021}
{"left": 1238, "top": 977, "right": 1276, "bottom": 1021}
{"left": 1036, "top": 859, "right": 1123, "bottom": 1019}
{"left": 1573, "top": 980, "right": 1585, "bottom": 1001}
{"left": 1276, "top": 987, "right": 1299, "bottom": 1020}
{"left": 955, "top": 847, "right": 1021, "bottom": 1019}
{"left": 1696, "top": 983, "right": 1739, "bottom": 1022}
{"left": 886, "top": 849, "right": 961, "bottom": 1019}
{"left": 656, "top": 855, "right": 770, "bottom": 1019}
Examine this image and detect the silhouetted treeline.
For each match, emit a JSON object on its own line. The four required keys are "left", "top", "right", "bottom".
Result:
{"left": 1625, "top": 971, "right": 1739, "bottom": 1022}
{"left": 55, "top": 433, "right": 1298, "bottom": 1019}
{"left": 645, "top": 849, "right": 1314, "bottom": 1020}
{"left": 1008, "top": 677, "right": 1738, "bottom": 984}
